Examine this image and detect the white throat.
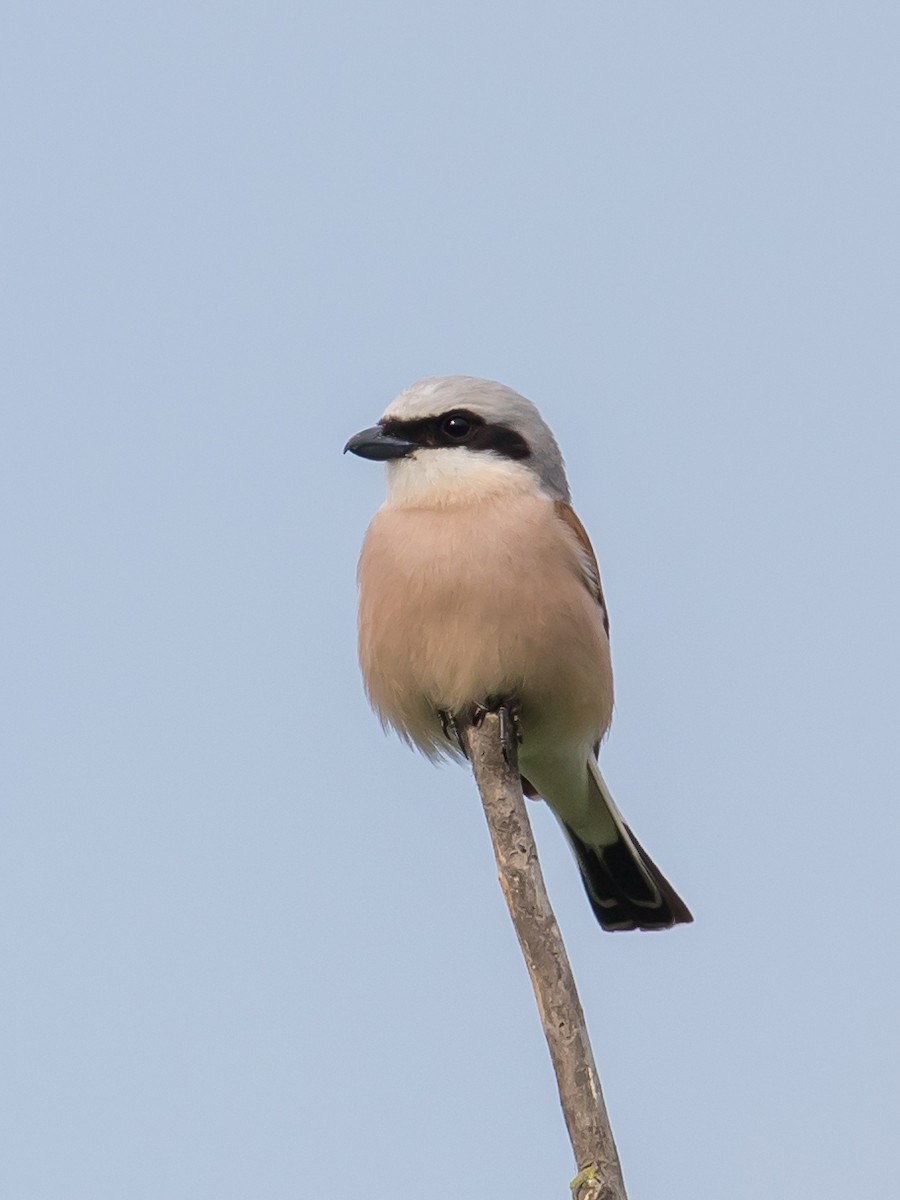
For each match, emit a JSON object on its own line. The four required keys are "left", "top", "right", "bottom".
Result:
{"left": 384, "top": 448, "right": 540, "bottom": 509}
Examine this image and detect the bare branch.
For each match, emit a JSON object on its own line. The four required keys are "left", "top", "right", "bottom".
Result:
{"left": 462, "top": 711, "right": 628, "bottom": 1200}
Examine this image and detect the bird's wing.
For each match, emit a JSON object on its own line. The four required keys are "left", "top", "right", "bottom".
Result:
{"left": 554, "top": 501, "right": 609, "bottom": 637}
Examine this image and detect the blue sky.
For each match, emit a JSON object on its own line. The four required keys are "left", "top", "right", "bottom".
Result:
{"left": 1, "top": 4, "right": 898, "bottom": 1198}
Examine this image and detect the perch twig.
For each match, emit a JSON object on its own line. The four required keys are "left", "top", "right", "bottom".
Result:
{"left": 462, "top": 710, "right": 628, "bottom": 1200}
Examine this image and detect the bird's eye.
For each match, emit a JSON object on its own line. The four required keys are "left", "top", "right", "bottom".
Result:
{"left": 441, "top": 413, "right": 475, "bottom": 442}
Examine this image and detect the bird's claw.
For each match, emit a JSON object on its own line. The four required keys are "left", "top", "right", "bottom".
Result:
{"left": 444, "top": 699, "right": 522, "bottom": 763}
{"left": 471, "top": 698, "right": 522, "bottom": 765}
{"left": 498, "top": 703, "right": 522, "bottom": 765}
{"left": 438, "top": 709, "right": 467, "bottom": 755}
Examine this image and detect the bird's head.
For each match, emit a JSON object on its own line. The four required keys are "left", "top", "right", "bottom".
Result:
{"left": 344, "top": 376, "right": 570, "bottom": 507}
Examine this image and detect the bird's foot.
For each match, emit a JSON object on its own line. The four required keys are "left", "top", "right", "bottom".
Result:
{"left": 473, "top": 697, "right": 522, "bottom": 765}
{"left": 499, "top": 703, "right": 523, "bottom": 766}
{"left": 438, "top": 709, "right": 467, "bottom": 756}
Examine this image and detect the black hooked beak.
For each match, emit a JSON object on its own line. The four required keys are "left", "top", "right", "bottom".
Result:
{"left": 343, "top": 425, "right": 418, "bottom": 461}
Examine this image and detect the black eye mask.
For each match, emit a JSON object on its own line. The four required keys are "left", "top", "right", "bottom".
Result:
{"left": 380, "top": 410, "right": 531, "bottom": 461}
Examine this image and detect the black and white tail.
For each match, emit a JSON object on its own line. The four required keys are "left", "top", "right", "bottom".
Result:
{"left": 563, "top": 761, "right": 693, "bottom": 932}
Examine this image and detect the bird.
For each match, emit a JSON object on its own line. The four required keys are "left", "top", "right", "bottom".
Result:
{"left": 344, "top": 376, "right": 692, "bottom": 932}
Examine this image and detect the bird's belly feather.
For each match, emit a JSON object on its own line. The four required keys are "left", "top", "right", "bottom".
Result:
{"left": 358, "top": 495, "right": 613, "bottom": 760}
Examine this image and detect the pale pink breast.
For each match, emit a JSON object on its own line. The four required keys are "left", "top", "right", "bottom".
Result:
{"left": 357, "top": 494, "right": 613, "bottom": 757}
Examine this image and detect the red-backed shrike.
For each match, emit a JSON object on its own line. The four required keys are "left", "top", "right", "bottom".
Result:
{"left": 345, "top": 376, "right": 692, "bottom": 931}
